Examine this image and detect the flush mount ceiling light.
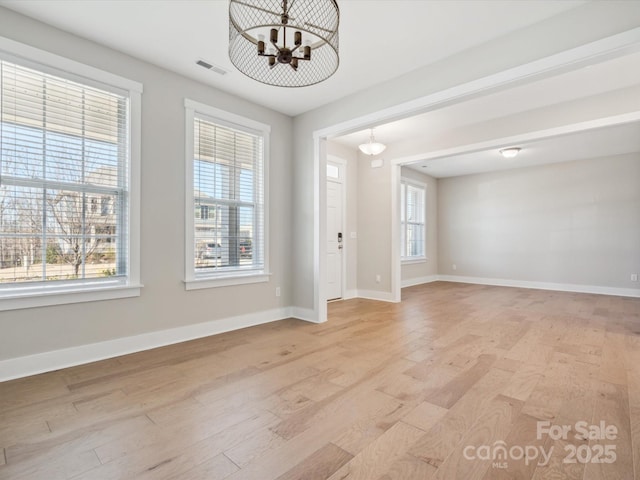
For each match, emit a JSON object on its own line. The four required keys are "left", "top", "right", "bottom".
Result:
{"left": 358, "top": 129, "right": 386, "bottom": 156}
{"left": 499, "top": 147, "right": 521, "bottom": 158}
{"left": 229, "top": 0, "right": 340, "bottom": 88}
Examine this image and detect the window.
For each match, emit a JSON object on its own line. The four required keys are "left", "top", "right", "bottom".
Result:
{"left": 0, "top": 39, "right": 141, "bottom": 309}
{"left": 184, "top": 99, "right": 269, "bottom": 289}
{"left": 100, "top": 196, "right": 112, "bottom": 216}
{"left": 195, "top": 205, "right": 210, "bottom": 220}
{"left": 326, "top": 163, "right": 340, "bottom": 179}
{"left": 401, "top": 179, "right": 426, "bottom": 261}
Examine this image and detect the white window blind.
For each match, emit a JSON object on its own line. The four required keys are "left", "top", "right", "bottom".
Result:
{"left": 401, "top": 180, "right": 426, "bottom": 259}
{"left": 192, "top": 114, "right": 265, "bottom": 277}
{"left": 0, "top": 59, "right": 130, "bottom": 286}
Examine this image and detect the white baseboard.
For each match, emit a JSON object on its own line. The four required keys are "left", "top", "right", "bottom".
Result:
{"left": 289, "top": 306, "right": 318, "bottom": 323}
{"left": 0, "top": 307, "right": 292, "bottom": 382}
{"left": 356, "top": 289, "right": 399, "bottom": 303}
{"left": 401, "top": 275, "right": 439, "bottom": 288}
{"left": 343, "top": 289, "right": 358, "bottom": 300}
{"left": 438, "top": 275, "right": 640, "bottom": 298}
{"left": 5, "top": 275, "right": 635, "bottom": 381}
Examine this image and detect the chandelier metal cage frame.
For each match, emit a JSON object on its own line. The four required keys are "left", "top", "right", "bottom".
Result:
{"left": 229, "top": 0, "right": 340, "bottom": 88}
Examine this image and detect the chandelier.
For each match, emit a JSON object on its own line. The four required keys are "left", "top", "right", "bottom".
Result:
{"left": 229, "top": 0, "right": 340, "bottom": 87}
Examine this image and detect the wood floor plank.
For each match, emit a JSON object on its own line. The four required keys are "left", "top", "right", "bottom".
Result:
{"left": 326, "top": 421, "right": 425, "bottom": 480}
{"left": 192, "top": 345, "right": 340, "bottom": 407}
{"left": 531, "top": 435, "right": 586, "bottom": 480}
{"left": 288, "top": 368, "right": 344, "bottom": 402}
{"left": 78, "top": 411, "right": 277, "bottom": 480}
{"left": 165, "top": 453, "right": 239, "bottom": 480}
{"left": 274, "top": 443, "right": 353, "bottom": 480}
{"left": 264, "top": 389, "right": 314, "bottom": 417}
{"left": 0, "top": 375, "right": 69, "bottom": 413}
{"left": 630, "top": 405, "right": 640, "bottom": 480}
{"left": 269, "top": 358, "right": 414, "bottom": 441}
{"left": 480, "top": 413, "right": 545, "bottom": 480}
{"left": 520, "top": 361, "right": 570, "bottom": 421}
{"left": 597, "top": 333, "right": 628, "bottom": 386}
{"left": 402, "top": 400, "right": 448, "bottom": 432}
{"left": 223, "top": 390, "right": 403, "bottom": 480}
{"left": 503, "top": 328, "right": 548, "bottom": 365}
{"left": 409, "top": 367, "right": 515, "bottom": 468}
{"left": 530, "top": 361, "right": 596, "bottom": 480}
{"left": 224, "top": 425, "right": 287, "bottom": 467}
{"left": 0, "top": 283, "right": 638, "bottom": 480}
{"left": 0, "top": 400, "right": 77, "bottom": 440}
{"left": 3, "top": 415, "right": 151, "bottom": 479}
{"left": 0, "top": 418, "right": 51, "bottom": 451}
{"left": 375, "top": 373, "right": 431, "bottom": 402}
{"left": 10, "top": 450, "right": 100, "bottom": 480}
{"left": 432, "top": 394, "right": 523, "bottom": 480}
{"left": 583, "top": 381, "right": 634, "bottom": 480}
{"left": 424, "top": 353, "right": 496, "bottom": 409}
{"left": 501, "top": 363, "right": 545, "bottom": 402}
{"left": 626, "top": 339, "right": 640, "bottom": 480}
{"left": 377, "top": 454, "right": 437, "bottom": 480}
{"left": 95, "top": 408, "right": 277, "bottom": 467}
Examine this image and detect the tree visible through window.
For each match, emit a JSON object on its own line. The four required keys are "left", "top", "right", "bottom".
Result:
{"left": 0, "top": 60, "right": 129, "bottom": 284}
{"left": 401, "top": 180, "right": 426, "bottom": 259}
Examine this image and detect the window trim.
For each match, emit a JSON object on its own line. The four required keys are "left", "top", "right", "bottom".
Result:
{"left": 183, "top": 99, "right": 270, "bottom": 289}
{"left": 400, "top": 177, "right": 427, "bottom": 263}
{"left": 0, "top": 36, "right": 143, "bottom": 311}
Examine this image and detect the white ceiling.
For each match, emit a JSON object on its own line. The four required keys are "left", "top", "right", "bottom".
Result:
{"left": 0, "top": 0, "right": 586, "bottom": 116}
{"left": 333, "top": 50, "right": 640, "bottom": 149}
{"left": 407, "top": 121, "right": 640, "bottom": 178}
{"left": 329, "top": 49, "right": 640, "bottom": 178}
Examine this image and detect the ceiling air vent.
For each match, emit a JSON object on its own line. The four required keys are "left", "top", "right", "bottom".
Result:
{"left": 196, "top": 59, "right": 227, "bottom": 76}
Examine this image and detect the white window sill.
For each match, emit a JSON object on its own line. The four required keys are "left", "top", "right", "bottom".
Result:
{"left": 185, "top": 272, "right": 271, "bottom": 290}
{"left": 0, "top": 283, "right": 142, "bottom": 311}
{"left": 402, "top": 257, "right": 427, "bottom": 265}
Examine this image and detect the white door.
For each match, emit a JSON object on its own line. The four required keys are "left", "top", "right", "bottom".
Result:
{"left": 326, "top": 161, "right": 344, "bottom": 301}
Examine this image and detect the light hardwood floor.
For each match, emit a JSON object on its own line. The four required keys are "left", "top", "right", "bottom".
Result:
{"left": 1, "top": 282, "right": 639, "bottom": 480}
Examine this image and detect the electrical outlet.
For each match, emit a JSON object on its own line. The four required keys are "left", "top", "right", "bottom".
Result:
{"left": 375, "top": 274, "right": 381, "bottom": 283}
{"left": 452, "top": 264, "right": 457, "bottom": 271}
{"left": 275, "top": 287, "right": 281, "bottom": 297}
{"left": 632, "top": 274, "right": 638, "bottom": 282}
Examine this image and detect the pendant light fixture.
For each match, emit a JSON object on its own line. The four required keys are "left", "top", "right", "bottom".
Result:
{"left": 229, "top": 0, "right": 340, "bottom": 88}
{"left": 358, "top": 129, "right": 386, "bottom": 156}
{"left": 499, "top": 147, "right": 521, "bottom": 158}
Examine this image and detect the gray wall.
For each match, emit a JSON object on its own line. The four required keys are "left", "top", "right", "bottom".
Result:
{"left": 292, "top": 1, "right": 640, "bottom": 311}
{"left": 400, "top": 168, "right": 438, "bottom": 284}
{"left": 438, "top": 154, "right": 640, "bottom": 289}
{"left": 356, "top": 155, "right": 393, "bottom": 293}
{"left": 0, "top": 7, "right": 293, "bottom": 360}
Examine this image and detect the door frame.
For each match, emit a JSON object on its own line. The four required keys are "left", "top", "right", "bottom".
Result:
{"left": 326, "top": 155, "right": 347, "bottom": 301}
